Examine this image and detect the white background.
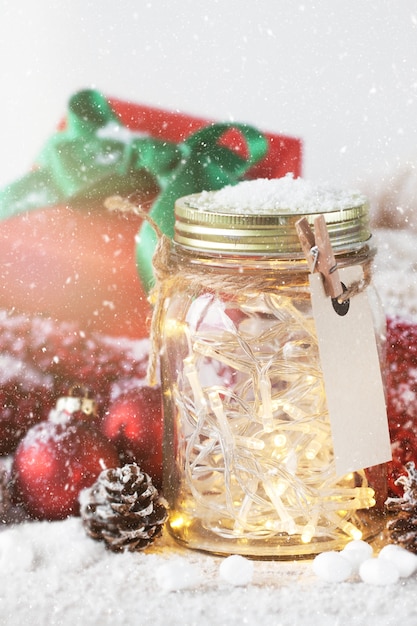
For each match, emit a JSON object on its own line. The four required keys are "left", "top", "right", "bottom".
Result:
{"left": 0, "top": 0, "right": 416, "bottom": 188}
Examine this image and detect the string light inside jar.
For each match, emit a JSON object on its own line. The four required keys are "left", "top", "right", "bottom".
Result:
{"left": 156, "top": 176, "right": 390, "bottom": 558}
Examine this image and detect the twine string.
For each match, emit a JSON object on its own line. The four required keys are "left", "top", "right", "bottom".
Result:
{"left": 105, "top": 195, "right": 373, "bottom": 385}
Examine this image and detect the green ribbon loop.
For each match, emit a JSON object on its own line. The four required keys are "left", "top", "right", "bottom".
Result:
{"left": 136, "top": 123, "right": 268, "bottom": 291}
{"left": 0, "top": 89, "right": 268, "bottom": 292}
{"left": 0, "top": 89, "right": 176, "bottom": 217}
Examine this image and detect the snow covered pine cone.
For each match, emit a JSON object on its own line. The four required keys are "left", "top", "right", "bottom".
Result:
{"left": 79, "top": 464, "right": 167, "bottom": 552}
{"left": 385, "top": 462, "right": 417, "bottom": 553}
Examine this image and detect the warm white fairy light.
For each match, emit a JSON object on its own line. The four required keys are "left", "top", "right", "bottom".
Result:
{"left": 263, "top": 479, "right": 297, "bottom": 535}
{"left": 304, "top": 428, "right": 327, "bottom": 460}
{"left": 301, "top": 523, "right": 316, "bottom": 544}
{"left": 169, "top": 292, "right": 376, "bottom": 551}
{"left": 274, "top": 480, "right": 288, "bottom": 497}
{"left": 327, "top": 513, "right": 364, "bottom": 541}
{"left": 169, "top": 514, "right": 187, "bottom": 530}
{"left": 273, "top": 434, "right": 287, "bottom": 448}
{"left": 208, "top": 390, "right": 234, "bottom": 450}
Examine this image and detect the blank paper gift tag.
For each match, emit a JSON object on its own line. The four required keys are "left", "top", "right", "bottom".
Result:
{"left": 309, "top": 265, "right": 392, "bottom": 477}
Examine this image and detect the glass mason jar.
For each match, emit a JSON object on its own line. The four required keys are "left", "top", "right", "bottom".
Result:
{"left": 157, "top": 181, "right": 387, "bottom": 559}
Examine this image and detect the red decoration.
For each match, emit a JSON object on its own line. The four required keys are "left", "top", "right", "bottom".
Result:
{"left": 0, "top": 97, "right": 302, "bottom": 341}
{"left": 101, "top": 387, "right": 163, "bottom": 488}
{"left": 0, "top": 377, "right": 53, "bottom": 455}
{"left": 386, "top": 317, "right": 417, "bottom": 495}
{"left": 0, "top": 205, "right": 152, "bottom": 339}
{"left": 109, "top": 96, "right": 302, "bottom": 181}
{"left": 11, "top": 390, "right": 120, "bottom": 520}
{"left": 0, "top": 310, "right": 150, "bottom": 454}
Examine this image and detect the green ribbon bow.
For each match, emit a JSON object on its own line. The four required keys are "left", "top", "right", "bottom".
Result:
{"left": 0, "top": 89, "right": 268, "bottom": 292}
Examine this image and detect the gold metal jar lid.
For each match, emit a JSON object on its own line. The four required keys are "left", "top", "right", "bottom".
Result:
{"left": 174, "top": 181, "right": 371, "bottom": 256}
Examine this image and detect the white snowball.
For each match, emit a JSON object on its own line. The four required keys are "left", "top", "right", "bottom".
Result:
{"left": 154, "top": 558, "right": 201, "bottom": 592}
{"left": 0, "top": 529, "right": 34, "bottom": 572}
{"left": 341, "top": 540, "right": 373, "bottom": 572}
{"left": 359, "top": 558, "right": 400, "bottom": 585}
{"left": 219, "top": 555, "right": 254, "bottom": 586}
{"left": 312, "top": 551, "right": 353, "bottom": 583}
{"left": 378, "top": 544, "right": 417, "bottom": 578}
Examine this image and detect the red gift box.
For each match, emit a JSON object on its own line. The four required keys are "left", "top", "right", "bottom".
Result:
{"left": 0, "top": 96, "right": 302, "bottom": 340}
{"left": 109, "top": 96, "right": 302, "bottom": 180}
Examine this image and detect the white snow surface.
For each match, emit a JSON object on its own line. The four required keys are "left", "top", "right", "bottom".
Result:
{"left": 191, "top": 175, "right": 367, "bottom": 214}
{"left": 2, "top": 227, "right": 417, "bottom": 626}
{"left": 2, "top": 518, "right": 417, "bottom": 626}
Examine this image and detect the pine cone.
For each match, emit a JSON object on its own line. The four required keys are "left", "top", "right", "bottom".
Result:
{"left": 385, "top": 462, "right": 417, "bottom": 553}
{"left": 80, "top": 464, "right": 167, "bottom": 552}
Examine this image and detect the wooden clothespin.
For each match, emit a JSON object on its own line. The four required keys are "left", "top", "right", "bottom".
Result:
{"left": 295, "top": 214, "right": 343, "bottom": 299}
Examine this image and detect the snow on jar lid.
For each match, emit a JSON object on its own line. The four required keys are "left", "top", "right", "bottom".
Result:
{"left": 174, "top": 176, "right": 371, "bottom": 255}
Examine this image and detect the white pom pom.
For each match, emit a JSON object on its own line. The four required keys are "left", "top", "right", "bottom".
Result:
{"left": 341, "top": 539, "right": 373, "bottom": 572}
{"left": 359, "top": 558, "right": 400, "bottom": 585}
{"left": 219, "top": 555, "right": 254, "bottom": 586}
{"left": 378, "top": 544, "right": 417, "bottom": 578}
{"left": 154, "top": 558, "right": 201, "bottom": 592}
{"left": 312, "top": 551, "right": 353, "bottom": 583}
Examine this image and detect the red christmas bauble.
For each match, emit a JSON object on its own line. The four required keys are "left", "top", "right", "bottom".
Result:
{"left": 12, "top": 393, "right": 120, "bottom": 520}
{"left": 101, "top": 387, "right": 163, "bottom": 488}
